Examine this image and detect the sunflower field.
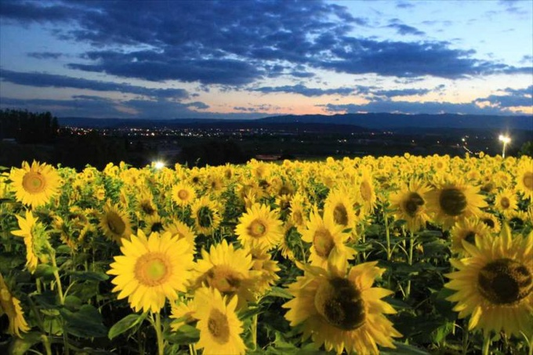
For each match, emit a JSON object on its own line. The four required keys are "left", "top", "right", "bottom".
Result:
{"left": 0, "top": 154, "right": 532, "bottom": 355}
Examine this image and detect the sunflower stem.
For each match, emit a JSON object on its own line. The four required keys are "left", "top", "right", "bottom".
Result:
{"left": 189, "top": 343, "right": 197, "bottom": 355}
{"left": 482, "top": 334, "right": 492, "bottom": 355}
{"left": 251, "top": 314, "right": 258, "bottom": 350}
{"left": 153, "top": 311, "right": 165, "bottom": 355}
{"left": 384, "top": 214, "right": 391, "bottom": 261}
{"left": 405, "top": 231, "right": 415, "bottom": 299}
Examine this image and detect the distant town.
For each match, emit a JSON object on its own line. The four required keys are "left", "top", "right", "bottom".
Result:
{"left": 1, "top": 109, "right": 532, "bottom": 169}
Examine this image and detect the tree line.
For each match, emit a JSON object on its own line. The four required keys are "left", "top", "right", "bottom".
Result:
{"left": 0, "top": 109, "right": 60, "bottom": 144}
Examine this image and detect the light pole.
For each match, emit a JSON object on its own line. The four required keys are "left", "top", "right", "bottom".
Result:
{"left": 498, "top": 134, "right": 511, "bottom": 158}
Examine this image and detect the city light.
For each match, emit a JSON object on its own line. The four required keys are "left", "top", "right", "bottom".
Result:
{"left": 498, "top": 134, "right": 511, "bottom": 158}
{"left": 152, "top": 160, "right": 166, "bottom": 170}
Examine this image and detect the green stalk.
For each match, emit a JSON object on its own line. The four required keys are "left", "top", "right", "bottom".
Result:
{"left": 152, "top": 311, "right": 165, "bottom": 355}
{"left": 51, "top": 252, "right": 69, "bottom": 355}
{"left": 189, "top": 343, "right": 197, "bottom": 355}
{"left": 405, "top": 231, "right": 415, "bottom": 299}
{"left": 384, "top": 215, "right": 391, "bottom": 260}
{"left": 251, "top": 314, "right": 258, "bottom": 351}
{"left": 482, "top": 334, "right": 491, "bottom": 355}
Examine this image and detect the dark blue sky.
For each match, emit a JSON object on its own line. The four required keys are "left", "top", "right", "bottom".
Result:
{"left": 0, "top": 0, "right": 532, "bottom": 119}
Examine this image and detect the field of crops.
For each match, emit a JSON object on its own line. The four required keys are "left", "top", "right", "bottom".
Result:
{"left": 0, "top": 154, "right": 532, "bottom": 355}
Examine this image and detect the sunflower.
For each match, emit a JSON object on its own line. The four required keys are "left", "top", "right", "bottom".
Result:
{"left": 449, "top": 217, "right": 492, "bottom": 255}
{"left": 107, "top": 230, "right": 195, "bottom": 313}
{"left": 191, "top": 196, "right": 221, "bottom": 235}
{"left": 323, "top": 187, "right": 358, "bottom": 232}
{"left": 494, "top": 189, "right": 519, "bottom": 218}
{"left": 515, "top": 159, "right": 533, "bottom": 200}
{"left": 0, "top": 273, "right": 30, "bottom": 338}
{"left": 289, "top": 193, "right": 308, "bottom": 235}
{"left": 357, "top": 167, "right": 377, "bottom": 214}
{"left": 445, "top": 224, "right": 533, "bottom": 337}
{"left": 136, "top": 189, "right": 158, "bottom": 216}
{"left": 389, "top": 178, "right": 431, "bottom": 233}
{"left": 193, "top": 240, "right": 256, "bottom": 310}
{"left": 194, "top": 287, "right": 246, "bottom": 355}
{"left": 250, "top": 246, "right": 280, "bottom": 295}
{"left": 170, "top": 298, "right": 197, "bottom": 332}
{"left": 9, "top": 161, "right": 61, "bottom": 208}
{"left": 141, "top": 214, "right": 165, "bottom": 236}
{"left": 163, "top": 219, "right": 197, "bottom": 254}
{"left": 301, "top": 208, "right": 356, "bottom": 274}
{"left": 11, "top": 210, "right": 49, "bottom": 273}
{"left": 425, "top": 177, "right": 488, "bottom": 229}
{"left": 235, "top": 203, "right": 284, "bottom": 251}
{"left": 171, "top": 182, "right": 197, "bottom": 207}
{"left": 479, "top": 212, "right": 501, "bottom": 234}
{"left": 283, "top": 262, "right": 401, "bottom": 354}
{"left": 99, "top": 202, "right": 133, "bottom": 244}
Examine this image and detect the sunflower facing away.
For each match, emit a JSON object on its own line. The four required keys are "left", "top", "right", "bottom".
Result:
{"left": 0, "top": 273, "right": 30, "bottom": 338}
{"left": 283, "top": 262, "right": 401, "bottom": 354}
{"left": 194, "top": 287, "right": 246, "bottom": 355}
{"left": 445, "top": 224, "right": 533, "bottom": 337}
{"left": 107, "top": 230, "right": 195, "bottom": 313}
{"left": 99, "top": 202, "right": 133, "bottom": 244}
{"left": 11, "top": 210, "right": 49, "bottom": 273}
{"left": 9, "top": 160, "right": 61, "bottom": 208}
{"left": 235, "top": 203, "right": 284, "bottom": 251}
{"left": 425, "top": 177, "right": 488, "bottom": 229}
{"left": 389, "top": 178, "right": 431, "bottom": 233}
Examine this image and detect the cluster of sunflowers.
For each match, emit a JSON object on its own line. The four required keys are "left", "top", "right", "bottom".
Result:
{"left": 0, "top": 154, "right": 531, "bottom": 355}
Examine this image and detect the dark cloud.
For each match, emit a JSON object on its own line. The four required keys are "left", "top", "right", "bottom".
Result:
{"left": 1, "top": 0, "right": 521, "bottom": 85}
{"left": 253, "top": 84, "right": 354, "bottom": 97}
{"left": 0, "top": 69, "right": 189, "bottom": 99}
{"left": 387, "top": 20, "right": 425, "bottom": 36}
{"left": 396, "top": 1, "right": 415, "bottom": 9}
{"left": 27, "top": 52, "right": 64, "bottom": 59}
{"left": 371, "top": 88, "right": 432, "bottom": 97}
{"left": 475, "top": 85, "right": 533, "bottom": 108}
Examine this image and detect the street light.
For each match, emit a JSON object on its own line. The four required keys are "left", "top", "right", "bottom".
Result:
{"left": 498, "top": 134, "right": 511, "bottom": 158}
{"left": 152, "top": 160, "right": 166, "bottom": 170}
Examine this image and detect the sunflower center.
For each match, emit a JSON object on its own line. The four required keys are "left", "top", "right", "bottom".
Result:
{"left": 523, "top": 172, "right": 533, "bottom": 190}
{"left": 464, "top": 231, "right": 476, "bottom": 245}
{"left": 313, "top": 228, "right": 334, "bottom": 258}
{"left": 197, "top": 206, "right": 214, "bottom": 228}
{"left": 248, "top": 219, "right": 267, "bottom": 238}
{"left": 206, "top": 266, "right": 242, "bottom": 295}
{"left": 500, "top": 197, "right": 510, "bottom": 209}
{"left": 403, "top": 192, "right": 424, "bottom": 217}
{"left": 207, "top": 308, "right": 230, "bottom": 343}
{"left": 333, "top": 204, "right": 349, "bottom": 226}
{"left": 134, "top": 252, "right": 171, "bottom": 287}
{"left": 178, "top": 189, "right": 189, "bottom": 200}
{"left": 478, "top": 258, "right": 532, "bottom": 305}
{"left": 439, "top": 188, "right": 467, "bottom": 216}
{"left": 107, "top": 212, "right": 126, "bottom": 235}
{"left": 292, "top": 210, "right": 304, "bottom": 225}
{"left": 141, "top": 201, "right": 156, "bottom": 215}
{"left": 22, "top": 171, "right": 46, "bottom": 194}
{"left": 481, "top": 218, "right": 495, "bottom": 229}
{"left": 315, "top": 277, "right": 365, "bottom": 331}
{"left": 360, "top": 181, "right": 372, "bottom": 201}
{"left": 150, "top": 222, "right": 164, "bottom": 233}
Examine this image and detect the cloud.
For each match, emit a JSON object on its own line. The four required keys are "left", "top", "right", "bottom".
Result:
{"left": 371, "top": 88, "right": 432, "bottom": 97}
{"left": 387, "top": 20, "right": 425, "bottom": 36}
{"left": 27, "top": 52, "right": 64, "bottom": 59}
{"left": 475, "top": 85, "right": 533, "bottom": 108}
{"left": 2, "top": 0, "right": 522, "bottom": 85}
{"left": 0, "top": 69, "right": 189, "bottom": 100}
{"left": 253, "top": 84, "right": 354, "bottom": 97}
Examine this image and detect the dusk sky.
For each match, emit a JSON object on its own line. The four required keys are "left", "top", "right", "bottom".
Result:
{"left": 0, "top": 0, "right": 532, "bottom": 120}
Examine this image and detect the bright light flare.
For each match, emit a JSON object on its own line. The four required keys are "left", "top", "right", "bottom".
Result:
{"left": 152, "top": 160, "right": 166, "bottom": 170}
{"left": 498, "top": 134, "right": 511, "bottom": 158}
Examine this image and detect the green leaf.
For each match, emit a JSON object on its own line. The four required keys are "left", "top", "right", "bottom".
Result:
{"left": 165, "top": 324, "right": 200, "bottom": 345}
{"left": 430, "top": 321, "right": 455, "bottom": 344}
{"left": 381, "top": 341, "right": 430, "bottom": 355}
{"left": 34, "top": 264, "right": 58, "bottom": 281}
{"left": 64, "top": 295, "right": 82, "bottom": 311}
{"left": 60, "top": 304, "right": 108, "bottom": 338}
{"left": 267, "top": 286, "right": 293, "bottom": 299}
{"left": 56, "top": 245, "right": 72, "bottom": 254}
{"left": 68, "top": 270, "right": 109, "bottom": 282}
{"left": 108, "top": 313, "right": 147, "bottom": 340}
{"left": 8, "top": 331, "right": 43, "bottom": 355}
{"left": 33, "top": 290, "right": 61, "bottom": 309}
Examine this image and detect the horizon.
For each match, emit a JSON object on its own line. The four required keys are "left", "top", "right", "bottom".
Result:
{"left": 1, "top": 0, "right": 532, "bottom": 122}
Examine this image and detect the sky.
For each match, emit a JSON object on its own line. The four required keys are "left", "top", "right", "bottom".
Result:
{"left": 0, "top": 0, "right": 532, "bottom": 120}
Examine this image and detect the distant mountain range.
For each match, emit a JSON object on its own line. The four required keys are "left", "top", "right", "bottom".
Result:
{"left": 58, "top": 113, "right": 533, "bottom": 131}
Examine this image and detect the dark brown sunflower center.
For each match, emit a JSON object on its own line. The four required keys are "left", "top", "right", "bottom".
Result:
{"left": 313, "top": 228, "right": 334, "bottom": 258}
{"left": 464, "top": 231, "right": 476, "bottom": 245}
{"left": 523, "top": 172, "right": 533, "bottom": 190}
{"left": 206, "top": 266, "right": 242, "bottom": 295}
{"left": 141, "top": 201, "right": 156, "bottom": 215}
{"left": 197, "top": 206, "right": 214, "bottom": 228}
{"left": 439, "top": 188, "right": 467, "bottom": 216}
{"left": 248, "top": 219, "right": 267, "bottom": 238}
{"left": 481, "top": 218, "right": 495, "bottom": 229}
{"left": 360, "top": 181, "right": 372, "bottom": 201}
{"left": 150, "top": 222, "right": 164, "bottom": 233}
{"left": 22, "top": 171, "right": 46, "bottom": 194}
{"left": 403, "top": 192, "right": 424, "bottom": 217}
{"left": 333, "top": 204, "right": 349, "bottom": 226}
{"left": 478, "top": 258, "right": 532, "bottom": 305}
{"left": 134, "top": 252, "right": 171, "bottom": 286}
{"left": 207, "top": 308, "right": 230, "bottom": 343}
{"left": 315, "top": 277, "right": 365, "bottom": 331}
{"left": 107, "top": 211, "right": 126, "bottom": 235}
{"left": 500, "top": 197, "right": 510, "bottom": 209}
